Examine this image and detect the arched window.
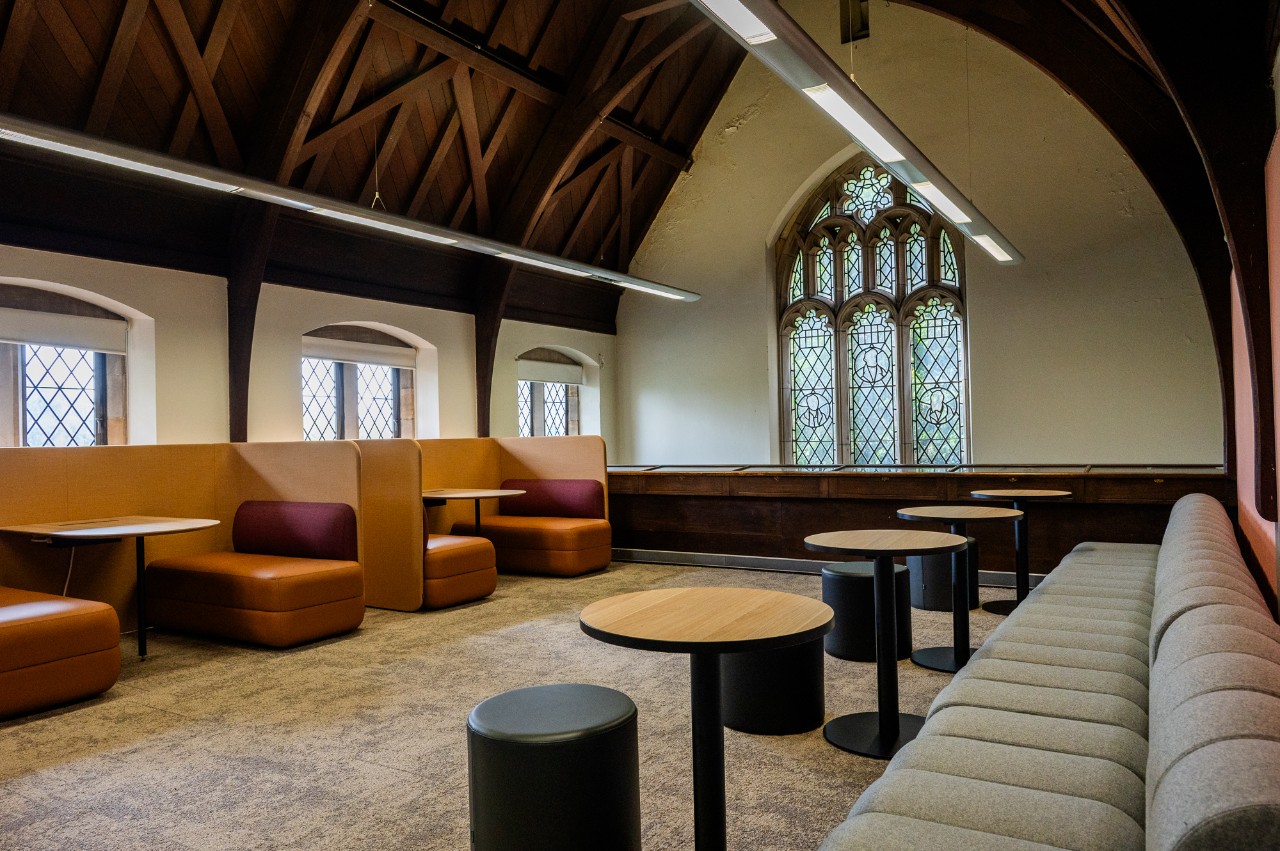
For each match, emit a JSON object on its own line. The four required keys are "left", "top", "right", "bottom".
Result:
{"left": 516, "top": 348, "right": 584, "bottom": 437}
{"left": 777, "top": 154, "right": 968, "bottom": 464}
{"left": 300, "top": 324, "right": 417, "bottom": 440}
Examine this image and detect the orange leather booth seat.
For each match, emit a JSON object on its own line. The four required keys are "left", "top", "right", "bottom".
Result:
{"left": 0, "top": 586, "right": 121, "bottom": 718}
{"left": 423, "top": 535, "right": 496, "bottom": 609}
{"left": 147, "top": 553, "right": 364, "bottom": 648}
{"left": 451, "top": 516, "right": 612, "bottom": 577}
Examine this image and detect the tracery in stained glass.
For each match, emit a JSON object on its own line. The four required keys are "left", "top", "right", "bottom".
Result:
{"left": 517, "top": 380, "right": 533, "bottom": 437}
{"left": 843, "top": 166, "right": 893, "bottom": 222}
{"left": 357, "top": 363, "right": 398, "bottom": 439}
{"left": 543, "top": 382, "right": 568, "bottom": 436}
{"left": 810, "top": 202, "right": 832, "bottom": 228}
{"left": 910, "top": 298, "right": 964, "bottom": 465}
{"left": 906, "top": 187, "right": 931, "bottom": 211}
{"left": 301, "top": 357, "right": 338, "bottom": 441}
{"left": 848, "top": 305, "right": 897, "bottom": 463}
{"left": 843, "top": 240, "right": 863, "bottom": 296}
{"left": 906, "top": 223, "right": 927, "bottom": 292}
{"left": 875, "top": 228, "right": 896, "bottom": 294}
{"left": 23, "top": 345, "right": 97, "bottom": 447}
{"left": 815, "top": 237, "right": 835, "bottom": 300}
{"left": 788, "top": 311, "right": 836, "bottom": 465}
{"left": 940, "top": 230, "right": 959, "bottom": 287}
{"left": 788, "top": 252, "right": 804, "bottom": 303}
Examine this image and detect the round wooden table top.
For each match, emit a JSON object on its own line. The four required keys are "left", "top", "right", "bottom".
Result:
{"left": 421, "top": 488, "right": 526, "bottom": 499}
{"left": 897, "top": 505, "right": 1023, "bottom": 523}
{"left": 804, "top": 529, "right": 969, "bottom": 557}
{"left": 580, "top": 586, "right": 833, "bottom": 655}
{"left": 970, "top": 488, "right": 1072, "bottom": 500}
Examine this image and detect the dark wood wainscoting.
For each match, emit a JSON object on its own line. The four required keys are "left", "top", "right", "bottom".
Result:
{"left": 607, "top": 467, "right": 1232, "bottom": 576}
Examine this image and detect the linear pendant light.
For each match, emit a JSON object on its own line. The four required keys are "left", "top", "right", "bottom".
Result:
{"left": 0, "top": 116, "right": 699, "bottom": 301}
{"left": 690, "top": 0, "right": 1022, "bottom": 265}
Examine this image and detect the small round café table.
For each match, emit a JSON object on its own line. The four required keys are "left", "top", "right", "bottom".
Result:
{"left": 970, "top": 489, "right": 1072, "bottom": 615}
{"left": 580, "top": 586, "right": 832, "bottom": 851}
{"left": 896, "top": 506, "right": 1022, "bottom": 673}
{"left": 804, "top": 529, "right": 967, "bottom": 760}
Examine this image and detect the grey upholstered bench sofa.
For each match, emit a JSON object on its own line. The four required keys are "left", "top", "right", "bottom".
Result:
{"left": 820, "top": 493, "right": 1280, "bottom": 851}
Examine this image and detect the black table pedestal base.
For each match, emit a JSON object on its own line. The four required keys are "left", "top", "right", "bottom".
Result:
{"left": 982, "top": 599, "right": 1018, "bottom": 616}
{"left": 823, "top": 711, "right": 925, "bottom": 760}
{"left": 910, "top": 645, "right": 978, "bottom": 673}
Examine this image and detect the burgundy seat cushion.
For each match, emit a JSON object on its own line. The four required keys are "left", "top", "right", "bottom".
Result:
{"left": 498, "top": 479, "right": 605, "bottom": 519}
{"left": 233, "top": 501, "right": 358, "bottom": 561}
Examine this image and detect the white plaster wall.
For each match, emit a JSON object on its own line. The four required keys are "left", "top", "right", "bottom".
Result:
{"left": 0, "top": 243, "right": 228, "bottom": 444}
{"left": 249, "top": 284, "right": 476, "bottom": 441}
{"left": 490, "top": 320, "right": 618, "bottom": 457}
{"left": 619, "top": 0, "right": 1223, "bottom": 465}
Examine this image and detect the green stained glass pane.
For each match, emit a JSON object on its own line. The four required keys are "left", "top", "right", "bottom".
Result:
{"left": 910, "top": 297, "right": 964, "bottom": 465}
{"left": 815, "top": 237, "right": 835, "bottom": 299}
{"left": 789, "top": 252, "right": 804, "bottom": 303}
{"left": 843, "top": 166, "right": 893, "bottom": 222}
{"left": 844, "top": 241, "right": 863, "bottom": 296}
{"left": 789, "top": 310, "right": 836, "bottom": 465}
{"left": 848, "top": 305, "right": 897, "bottom": 463}
{"left": 940, "top": 230, "right": 959, "bottom": 287}
{"left": 906, "top": 223, "right": 927, "bottom": 292}
{"left": 875, "top": 227, "right": 896, "bottom": 293}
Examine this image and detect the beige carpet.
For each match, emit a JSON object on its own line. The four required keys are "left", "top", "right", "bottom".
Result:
{"left": 0, "top": 563, "right": 1013, "bottom": 850}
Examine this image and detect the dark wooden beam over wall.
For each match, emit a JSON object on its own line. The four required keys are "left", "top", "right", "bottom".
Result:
{"left": 226, "top": 200, "right": 278, "bottom": 443}
{"left": 473, "top": 257, "right": 518, "bottom": 437}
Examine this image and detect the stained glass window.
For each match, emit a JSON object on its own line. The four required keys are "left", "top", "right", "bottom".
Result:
{"left": 906, "top": 223, "right": 927, "bottom": 292}
{"left": 875, "top": 228, "right": 896, "bottom": 294}
{"left": 843, "top": 240, "right": 863, "bottom": 296}
{"left": 848, "top": 305, "right": 897, "bottom": 464}
{"left": 906, "top": 187, "right": 931, "bottom": 210}
{"left": 844, "top": 166, "right": 893, "bottom": 222}
{"left": 788, "top": 252, "right": 804, "bottom": 303}
{"left": 301, "top": 357, "right": 339, "bottom": 441}
{"left": 517, "top": 380, "right": 533, "bottom": 437}
{"left": 543, "top": 382, "right": 568, "bottom": 436}
{"left": 940, "top": 230, "right": 958, "bottom": 287}
{"left": 23, "top": 345, "right": 98, "bottom": 447}
{"left": 910, "top": 298, "right": 964, "bottom": 465}
{"left": 357, "top": 363, "right": 398, "bottom": 439}
{"left": 810, "top": 202, "right": 832, "bottom": 228}
{"left": 789, "top": 311, "right": 836, "bottom": 465}
{"left": 815, "top": 237, "right": 835, "bottom": 300}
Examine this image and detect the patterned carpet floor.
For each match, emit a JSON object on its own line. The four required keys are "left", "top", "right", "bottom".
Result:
{"left": 0, "top": 563, "right": 1012, "bottom": 850}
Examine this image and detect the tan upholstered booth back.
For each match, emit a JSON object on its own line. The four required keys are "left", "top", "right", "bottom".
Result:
{"left": 496, "top": 436, "right": 609, "bottom": 520}
{"left": 0, "top": 441, "right": 363, "bottom": 631}
{"left": 356, "top": 439, "right": 425, "bottom": 611}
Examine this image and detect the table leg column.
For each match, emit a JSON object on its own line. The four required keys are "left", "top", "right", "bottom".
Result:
{"left": 689, "top": 652, "right": 726, "bottom": 851}
{"left": 135, "top": 537, "right": 147, "bottom": 659}
{"left": 1014, "top": 501, "right": 1030, "bottom": 602}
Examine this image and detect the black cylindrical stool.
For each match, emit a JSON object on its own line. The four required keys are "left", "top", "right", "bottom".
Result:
{"left": 822, "top": 562, "right": 911, "bottom": 661}
{"left": 721, "top": 637, "right": 824, "bottom": 735}
{"left": 468, "top": 683, "right": 641, "bottom": 851}
{"left": 909, "top": 537, "right": 980, "bottom": 610}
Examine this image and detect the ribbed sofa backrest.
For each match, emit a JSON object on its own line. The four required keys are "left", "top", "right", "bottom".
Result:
{"left": 1146, "top": 494, "right": 1280, "bottom": 850}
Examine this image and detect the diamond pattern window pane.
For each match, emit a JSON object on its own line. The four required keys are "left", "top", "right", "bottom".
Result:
{"left": 906, "top": 223, "right": 927, "bottom": 292}
{"left": 810, "top": 202, "right": 832, "bottom": 228}
{"left": 788, "top": 252, "right": 804, "bottom": 303}
{"left": 517, "top": 380, "right": 533, "bottom": 437}
{"left": 357, "top": 363, "right": 398, "bottom": 439}
{"left": 843, "top": 166, "right": 893, "bottom": 222}
{"left": 848, "top": 305, "right": 898, "bottom": 464}
{"left": 910, "top": 298, "right": 965, "bottom": 465}
{"left": 301, "top": 357, "right": 338, "bottom": 441}
{"left": 543, "top": 382, "right": 568, "bottom": 436}
{"left": 843, "top": 241, "right": 863, "bottom": 296}
{"left": 789, "top": 310, "right": 836, "bottom": 465}
{"left": 875, "top": 227, "right": 896, "bottom": 294}
{"left": 23, "top": 345, "right": 97, "bottom": 447}
{"left": 815, "top": 237, "right": 835, "bottom": 300}
{"left": 940, "top": 230, "right": 959, "bottom": 287}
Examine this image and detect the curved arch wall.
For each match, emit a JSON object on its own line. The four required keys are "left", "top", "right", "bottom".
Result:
{"left": 618, "top": 1, "right": 1222, "bottom": 466}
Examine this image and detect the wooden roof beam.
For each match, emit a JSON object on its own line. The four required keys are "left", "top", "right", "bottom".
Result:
{"left": 85, "top": 0, "right": 150, "bottom": 135}
{"left": 0, "top": 0, "right": 38, "bottom": 110}
{"left": 169, "top": 0, "right": 245, "bottom": 158}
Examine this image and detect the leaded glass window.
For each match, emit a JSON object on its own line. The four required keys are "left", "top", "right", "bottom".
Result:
{"left": 357, "top": 363, "right": 398, "bottom": 439}
{"left": 302, "top": 357, "right": 339, "bottom": 441}
{"left": 23, "top": 345, "right": 98, "bottom": 447}
{"left": 875, "top": 228, "right": 896, "bottom": 294}
{"left": 543, "top": 382, "right": 568, "bottom": 436}
{"left": 844, "top": 166, "right": 893, "bottom": 222}
{"left": 940, "top": 230, "right": 958, "bottom": 287}
{"left": 843, "top": 241, "right": 863, "bottom": 297}
{"left": 517, "top": 380, "right": 533, "bottom": 437}
{"left": 910, "top": 298, "right": 965, "bottom": 465}
{"left": 788, "top": 311, "right": 836, "bottom": 465}
{"left": 848, "top": 305, "right": 897, "bottom": 464}
{"left": 815, "top": 237, "right": 835, "bottom": 300}
{"left": 778, "top": 153, "right": 967, "bottom": 465}
{"left": 810, "top": 202, "right": 832, "bottom": 228}
{"left": 905, "top": 223, "right": 927, "bottom": 291}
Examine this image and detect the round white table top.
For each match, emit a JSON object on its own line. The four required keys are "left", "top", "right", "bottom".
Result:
{"left": 0, "top": 516, "right": 219, "bottom": 539}
{"left": 970, "top": 489, "right": 1072, "bottom": 500}
{"left": 804, "top": 529, "right": 968, "bottom": 557}
{"left": 421, "top": 488, "right": 526, "bottom": 500}
{"left": 897, "top": 505, "right": 1022, "bottom": 523}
